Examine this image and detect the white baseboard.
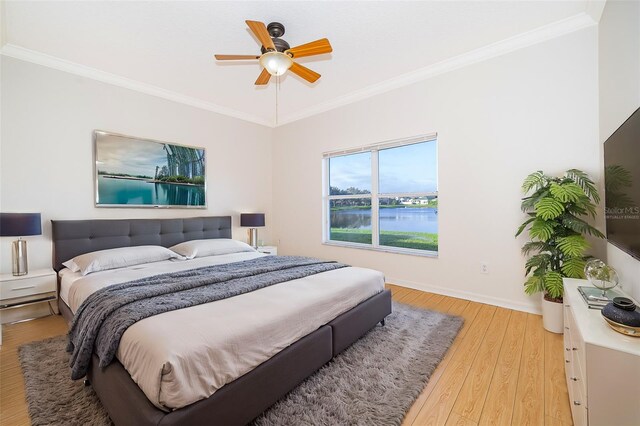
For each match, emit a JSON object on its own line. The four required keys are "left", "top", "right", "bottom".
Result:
{"left": 387, "top": 276, "right": 541, "bottom": 315}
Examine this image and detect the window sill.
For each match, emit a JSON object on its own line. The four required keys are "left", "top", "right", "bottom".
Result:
{"left": 322, "top": 240, "right": 438, "bottom": 258}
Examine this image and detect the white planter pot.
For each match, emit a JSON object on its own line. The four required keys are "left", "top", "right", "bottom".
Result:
{"left": 541, "top": 295, "right": 564, "bottom": 334}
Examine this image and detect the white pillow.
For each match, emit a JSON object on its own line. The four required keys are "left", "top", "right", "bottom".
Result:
{"left": 169, "top": 238, "right": 255, "bottom": 259}
{"left": 63, "top": 259, "right": 81, "bottom": 273}
{"left": 62, "top": 245, "right": 183, "bottom": 276}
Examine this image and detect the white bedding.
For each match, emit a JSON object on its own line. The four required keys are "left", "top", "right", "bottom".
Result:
{"left": 61, "top": 252, "right": 385, "bottom": 411}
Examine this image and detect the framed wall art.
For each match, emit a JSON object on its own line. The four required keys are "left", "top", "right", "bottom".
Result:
{"left": 94, "top": 130, "right": 206, "bottom": 208}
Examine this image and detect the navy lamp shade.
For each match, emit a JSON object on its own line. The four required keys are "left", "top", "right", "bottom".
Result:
{"left": 240, "top": 213, "right": 265, "bottom": 227}
{"left": 240, "top": 213, "right": 265, "bottom": 249}
{"left": 0, "top": 213, "right": 42, "bottom": 276}
{"left": 0, "top": 213, "right": 42, "bottom": 237}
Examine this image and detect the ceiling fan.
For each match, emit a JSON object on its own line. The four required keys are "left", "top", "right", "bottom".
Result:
{"left": 214, "top": 20, "right": 332, "bottom": 85}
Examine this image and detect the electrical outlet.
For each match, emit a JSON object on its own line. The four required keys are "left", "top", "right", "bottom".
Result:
{"left": 480, "top": 262, "right": 489, "bottom": 274}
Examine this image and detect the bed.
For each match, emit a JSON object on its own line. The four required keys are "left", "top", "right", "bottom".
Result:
{"left": 52, "top": 216, "right": 392, "bottom": 425}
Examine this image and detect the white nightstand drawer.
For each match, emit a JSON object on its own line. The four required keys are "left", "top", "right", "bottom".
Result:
{"left": 257, "top": 246, "right": 278, "bottom": 256}
{"left": 0, "top": 271, "right": 56, "bottom": 301}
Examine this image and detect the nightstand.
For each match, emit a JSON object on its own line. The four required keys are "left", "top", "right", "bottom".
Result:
{"left": 257, "top": 246, "right": 278, "bottom": 256}
{"left": 0, "top": 269, "right": 57, "bottom": 345}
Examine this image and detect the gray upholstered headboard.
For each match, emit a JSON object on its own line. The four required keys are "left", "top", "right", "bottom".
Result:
{"left": 51, "top": 216, "right": 232, "bottom": 271}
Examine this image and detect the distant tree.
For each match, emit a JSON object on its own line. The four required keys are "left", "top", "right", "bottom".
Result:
{"left": 329, "top": 186, "right": 370, "bottom": 196}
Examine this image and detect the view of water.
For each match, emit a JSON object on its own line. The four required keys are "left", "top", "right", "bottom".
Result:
{"left": 97, "top": 176, "right": 205, "bottom": 206}
{"left": 331, "top": 207, "right": 438, "bottom": 234}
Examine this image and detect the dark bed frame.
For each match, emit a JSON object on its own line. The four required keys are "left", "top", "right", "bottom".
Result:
{"left": 52, "top": 216, "right": 392, "bottom": 426}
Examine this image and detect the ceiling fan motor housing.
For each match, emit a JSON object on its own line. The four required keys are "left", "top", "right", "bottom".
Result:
{"left": 267, "top": 22, "right": 285, "bottom": 37}
{"left": 260, "top": 22, "right": 291, "bottom": 54}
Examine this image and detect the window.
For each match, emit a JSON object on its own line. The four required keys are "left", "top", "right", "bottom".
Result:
{"left": 323, "top": 135, "right": 438, "bottom": 255}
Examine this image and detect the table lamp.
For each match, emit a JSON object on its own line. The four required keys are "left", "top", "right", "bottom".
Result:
{"left": 0, "top": 213, "right": 42, "bottom": 276}
{"left": 240, "top": 213, "right": 265, "bottom": 249}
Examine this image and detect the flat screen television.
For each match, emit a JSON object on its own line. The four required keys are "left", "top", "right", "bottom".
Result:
{"left": 604, "top": 106, "right": 640, "bottom": 260}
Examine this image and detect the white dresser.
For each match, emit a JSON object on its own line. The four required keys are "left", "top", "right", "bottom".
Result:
{"left": 563, "top": 278, "right": 640, "bottom": 426}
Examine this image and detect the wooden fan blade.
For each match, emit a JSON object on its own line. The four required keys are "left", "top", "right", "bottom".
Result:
{"left": 290, "top": 62, "right": 321, "bottom": 83}
{"left": 246, "top": 20, "right": 275, "bottom": 51}
{"left": 286, "top": 38, "right": 332, "bottom": 59}
{"left": 255, "top": 68, "right": 271, "bottom": 85}
{"left": 214, "top": 54, "right": 259, "bottom": 60}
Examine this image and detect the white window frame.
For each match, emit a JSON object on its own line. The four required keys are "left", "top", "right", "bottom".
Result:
{"left": 322, "top": 133, "right": 438, "bottom": 257}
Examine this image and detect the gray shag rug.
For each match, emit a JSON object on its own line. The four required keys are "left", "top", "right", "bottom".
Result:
{"left": 19, "top": 302, "right": 462, "bottom": 426}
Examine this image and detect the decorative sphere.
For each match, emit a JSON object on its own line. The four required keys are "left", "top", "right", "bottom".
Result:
{"left": 584, "top": 259, "right": 619, "bottom": 292}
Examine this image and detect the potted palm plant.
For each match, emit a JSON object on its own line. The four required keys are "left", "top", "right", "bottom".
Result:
{"left": 516, "top": 169, "right": 604, "bottom": 333}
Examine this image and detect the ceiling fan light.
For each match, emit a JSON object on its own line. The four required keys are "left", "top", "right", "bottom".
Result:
{"left": 260, "top": 51, "right": 293, "bottom": 76}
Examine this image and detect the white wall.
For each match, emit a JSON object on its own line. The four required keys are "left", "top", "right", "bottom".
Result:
{"left": 0, "top": 21, "right": 614, "bottom": 320}
{"left": 599, "top": 0, "right": 640, "bottom": 300}
{"left": 272, "top": 28, "right": 601, "bottom": 313}
{"left": 0, "top": 57, "right": 273, "bottom": 321}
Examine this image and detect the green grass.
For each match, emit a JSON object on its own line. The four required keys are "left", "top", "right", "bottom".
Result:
{"left": 330, "top": 228, "right": 373, "bottom": 244}
{"left": 329, "top": 228, "right": 438, "bottom": 251}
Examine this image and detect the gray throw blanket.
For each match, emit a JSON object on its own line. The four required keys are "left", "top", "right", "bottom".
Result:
{"left": 67, "top": 256, "right": 347, "bottom": 380}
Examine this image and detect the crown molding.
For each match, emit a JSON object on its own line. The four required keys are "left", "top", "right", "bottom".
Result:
{"left": 1, "top": 12, "right": 596, "bottom": 129}
{"left": 0, "top": 2, "right": 7, "bottom": 48}
{"left": 0, "top": 44, "right": 274, "bottom": 128}
{"left": 277, "top": 12, "right": 596, "bottom": 126}
{"left": 585, "top": 0, "right": 607, "bottom": 23}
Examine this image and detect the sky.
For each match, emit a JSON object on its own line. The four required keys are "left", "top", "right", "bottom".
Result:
{"left": 95, "top": 134, "right": 203, "bottom": 177}
{"left": 329, "top": 141, "right": 437, "bottom": 194}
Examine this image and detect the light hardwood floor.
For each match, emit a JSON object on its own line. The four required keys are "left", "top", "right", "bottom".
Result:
{"left": 0, "top": 285, "right": 573, "bottom": 426}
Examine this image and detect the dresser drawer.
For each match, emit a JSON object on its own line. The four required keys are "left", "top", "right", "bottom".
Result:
{"left": 566, "top": 307, "right": 586, "bottom": 379}
{"left": 0, "top": 273, "right": 56, "bottom": 300}
{"left": 563, "top": 303, "right": 572, "bottom": 359}
{"left": 563, "top": 318, "right": 574, "bottom": 383}
{"left": 564, "top": 354, "right": 576, "bottom": 406}
{"left": 570, "top": 381, "right": 588, "bottom": 426}
{"left": 564, "top": 302, "right": 572, "bottom": 326}
{"left": 569, "top": 350, "right": 587, "bottom": 404}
